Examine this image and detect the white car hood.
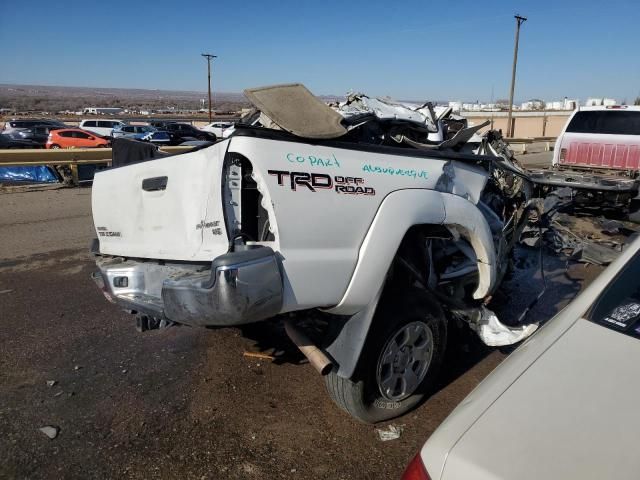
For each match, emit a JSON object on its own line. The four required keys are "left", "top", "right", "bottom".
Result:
{"left": 441, "top": 318, "right": 640, "bottom": 480}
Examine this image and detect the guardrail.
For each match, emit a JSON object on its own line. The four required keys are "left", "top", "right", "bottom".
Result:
{"left": 0, "top": 146, "right": 194, "bottom": 185}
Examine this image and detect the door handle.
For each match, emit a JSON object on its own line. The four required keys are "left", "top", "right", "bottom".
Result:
{"left": 142, "top": 176, "right": 168, "bottom": 191}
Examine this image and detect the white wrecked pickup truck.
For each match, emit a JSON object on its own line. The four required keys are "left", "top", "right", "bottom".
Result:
{"left": 92, "top": 84, "right": 537, "bottom": 423}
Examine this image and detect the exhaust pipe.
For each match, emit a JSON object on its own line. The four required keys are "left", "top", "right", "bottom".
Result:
{"left": 284, "top": 320, "right": 333, "bottom": 375}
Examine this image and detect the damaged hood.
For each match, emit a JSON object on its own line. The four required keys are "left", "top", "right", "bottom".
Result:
{"left": 242, "top": 83, "right": 492, "bottom": 152}
{"left": 244, "top": 83, "right": 347, "bottom": 139}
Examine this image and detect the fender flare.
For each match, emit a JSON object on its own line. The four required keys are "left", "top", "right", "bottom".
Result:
{"left": 325, "top": 189, "right": 496, "bottom": 378}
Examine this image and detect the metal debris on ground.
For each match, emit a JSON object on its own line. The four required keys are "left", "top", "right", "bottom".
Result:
{"left": 469, "top": 306, "right": 539, "bottom": 347}
{"left": 518, "top": 187, "right": 638, "bottom": 266}
{"left": 46, "top": 380, "right": 57, "bottom": 387}
{"left": 242, "top": 351, "right": 275, "bottom": 361}
{"left": 39, "top": 426, "right": 60, "bottom": 439}
{"left": 376, "top": 424, "right": 405, "bottom": 441}
{"left": 600, "top": 219, "right": 625, "bottom": 235}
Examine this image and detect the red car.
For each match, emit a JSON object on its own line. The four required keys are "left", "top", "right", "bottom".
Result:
{"left": 46, "top": 129, "right": 109, "bottom": 149}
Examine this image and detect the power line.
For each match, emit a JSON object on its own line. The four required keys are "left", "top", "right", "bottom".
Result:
{"left": 201, "top": 53, "right": 217, "bottom": 123}
{"left": 507, "top": 14, "right": 527, "bottom": 138}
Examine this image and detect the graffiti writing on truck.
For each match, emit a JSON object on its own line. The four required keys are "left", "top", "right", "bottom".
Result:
{"left": 286, "top": 152, "right": 341, "bottom": 168}
{"left": 362, "top": 163, "right": 428, "bottom": 180}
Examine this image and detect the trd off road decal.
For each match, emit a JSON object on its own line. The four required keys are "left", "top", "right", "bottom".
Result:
{"left": 268, "top": 170, "right": 375, "bottom": 195}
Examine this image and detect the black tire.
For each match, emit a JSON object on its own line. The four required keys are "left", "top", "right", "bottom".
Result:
{"left": 324, "top": 287, "right": 447, "bottom": 423}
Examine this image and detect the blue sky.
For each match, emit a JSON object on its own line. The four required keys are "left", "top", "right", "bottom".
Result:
{"left": 1, "top": 0, "right": 638, "bottom": 102}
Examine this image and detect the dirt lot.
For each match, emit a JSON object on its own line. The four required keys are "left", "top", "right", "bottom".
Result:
{"left": 0, "top": 187, "right": 604, "bottom": 479}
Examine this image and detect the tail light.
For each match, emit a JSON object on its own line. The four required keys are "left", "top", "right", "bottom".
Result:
{"left": 560, "top": 148, "right": 567, "bottom": 161}
{"left": 401, "top": 453, "right": 431, "bottom": 480}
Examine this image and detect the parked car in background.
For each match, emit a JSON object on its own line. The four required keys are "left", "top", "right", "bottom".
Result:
{"left": 111, "top": 124, "right": 153, "bottom": 138}
{"left": 46, "top": 129, "right": 109, "bottom": 149}
{"left": 12, "top": 124, "right": 65, "bottom": 147}
{"left": 402, "top": 237, "right": 640, "bottom": 480}
{"left": 112, "top": 125, "right": 172, "bottom": 145}
{"left": 200, "top": 121, "right": 235, "bottom": 138}
{"left": 112, "top": 124, "right": 172, "bottom": 144}
{"left": 2, "top": 118, "right": 67, "bottom": 134}
{"left": 162, "top": 122, "right": 216, "bottom": 143}
{"left": 79, "top": 119, "right": 126, "bottom": 138}
{"left": 148, "top": 120, "right": 180, "bottom": 130}
{"left": 0, "top": 133, "right": 42, "bottom": 149}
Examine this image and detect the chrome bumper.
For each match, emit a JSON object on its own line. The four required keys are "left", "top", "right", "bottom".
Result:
{"left": 93, "top": 246, "right": 283, "bottom": 327}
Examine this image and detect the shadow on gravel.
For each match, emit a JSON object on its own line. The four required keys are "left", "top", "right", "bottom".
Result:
{"left": 181, "top": 243, "right": 595, "bottom": 415}
{"left": 235, "top": 321, "right": 307, "bottom": 366}
{"left": 229, "top": 244, "right": 592, "bottom": 407}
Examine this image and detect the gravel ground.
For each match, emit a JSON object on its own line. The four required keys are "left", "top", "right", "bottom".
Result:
{"left": 0, "top": 188, "right": 605, "bottom": 479}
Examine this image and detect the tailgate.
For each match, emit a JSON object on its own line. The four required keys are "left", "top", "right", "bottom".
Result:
{"left": 559, "top": 133, "right": 640, "bottom": 169}
{"left": 92, "top": 142, "right": 229, "bottom": 261}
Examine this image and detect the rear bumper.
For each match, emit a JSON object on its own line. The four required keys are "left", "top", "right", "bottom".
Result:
{"left": 93, "top": 246, "right": 283, "bottom": 327}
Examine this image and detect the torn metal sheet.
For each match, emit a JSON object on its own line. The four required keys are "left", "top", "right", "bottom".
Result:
{"left": 401, "top": 121, "right": 491, "bottom": 151}
{"left": 242, "top": 84, "right": 511, "bottom": 157}
{"left": 572, "top": 241, "right": 621, "bottom": 266}
{"left": 337, "top": 93, "right": 438, "bottom": 132}
{"left": 470, "top": 306, "right": 539, "bottom": 347}
{"left": 243, "top": 84, "right": 348, "bottom": 139}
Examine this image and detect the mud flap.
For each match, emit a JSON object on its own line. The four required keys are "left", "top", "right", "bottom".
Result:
{"left": 324, "top": 285, "right": 384, "bottom": 379}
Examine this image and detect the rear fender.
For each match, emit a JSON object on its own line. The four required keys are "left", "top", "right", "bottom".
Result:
{"left": 325, "top": 189, "right": 496, "bottom": 378}
{"left": 326, "top": 190, "right": 495, "bottom": 317}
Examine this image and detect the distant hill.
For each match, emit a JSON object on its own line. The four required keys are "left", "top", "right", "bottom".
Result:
{"left": 0, "top": 83, "right": 250, "bottom": 113}
{"left": 0, "top": 83, "right": 440, "bottom": 115}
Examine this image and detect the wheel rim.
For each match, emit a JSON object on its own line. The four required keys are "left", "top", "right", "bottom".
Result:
{"left": 376, "top": 321, "right": 434, "bottom": 401}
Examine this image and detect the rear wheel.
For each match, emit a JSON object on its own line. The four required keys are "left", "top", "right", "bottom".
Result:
{"left": 324, "top": 287, "right": 447, "bottom": 423}
{"left": 50, "top": 144, "right": 61, "bottom": 149}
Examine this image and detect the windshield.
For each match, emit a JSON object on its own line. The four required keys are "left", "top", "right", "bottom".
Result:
{"left": 566, "top": 110, "right": 640, "bottom": 136}
{"left": 588, "top": 249, "right": 640, "bottom": 337}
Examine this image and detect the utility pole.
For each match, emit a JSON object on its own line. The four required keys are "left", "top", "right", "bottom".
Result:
{"left": 507, "top": 15, "right": 526, "bottom": 138}
{"left": 201, "top": 53, "right": 217, "bottom": 123}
